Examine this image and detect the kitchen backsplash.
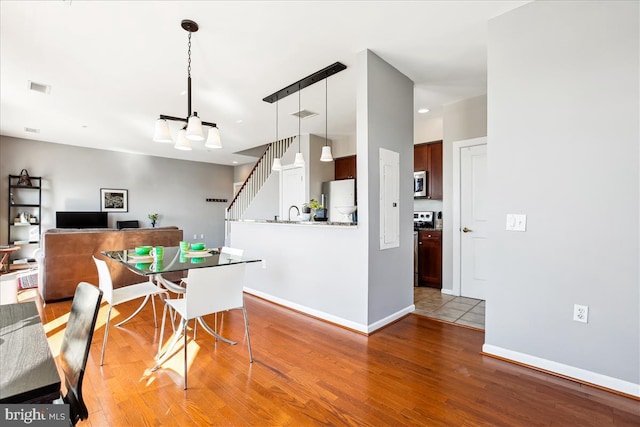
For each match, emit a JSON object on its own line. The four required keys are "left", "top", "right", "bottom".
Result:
{"left": 414, "top": 198, "right": 443, "bottom": 212}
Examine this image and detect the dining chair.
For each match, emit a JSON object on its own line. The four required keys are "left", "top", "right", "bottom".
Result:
{"left": 158, "top": 262, "right": 252, "bottom": 389}
{"left": 54, "top": 282, "right": 103, "bottom": 425}
{"left": 179, "top": 246, "right": 244, "bottom": 338}
{"left": 92, "top": 256, "right": 168, "bottom": 365}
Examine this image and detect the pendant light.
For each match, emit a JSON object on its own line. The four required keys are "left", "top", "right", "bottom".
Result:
{"left": 205, "top": 126, "right": 222, "bottom": 149}
{"left": 271, "top": 97, "right": 282, "bottom": 171}
{"left": 294, "top": 85, "right": 305, "bottom": 167}
{"left": 153, "top": 19, "right": 220, "bottom": 149}
{"left": 320, "top": 77, "right": 333, "bottom": 162}
{"left": 174, "top": 127, "right": 192, "bottom": 151}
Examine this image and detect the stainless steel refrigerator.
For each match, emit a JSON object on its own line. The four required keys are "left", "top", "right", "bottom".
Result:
{"left": 321, "top": 179, "right": 356, "bottom": 223}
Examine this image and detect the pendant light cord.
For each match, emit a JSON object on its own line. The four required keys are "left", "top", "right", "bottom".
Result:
{"left": 298, "top": 84, "right": 301, "bottom": 152}
{"left": 325, "top": 78, "right": 328, "bottom": 146}
{"left": 187, "top": 31, "right": 192, "bottom": 78}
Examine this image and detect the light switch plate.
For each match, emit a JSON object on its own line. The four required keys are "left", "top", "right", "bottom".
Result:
{"left": 506, "top": 214, "right": 527, "bottom": 231}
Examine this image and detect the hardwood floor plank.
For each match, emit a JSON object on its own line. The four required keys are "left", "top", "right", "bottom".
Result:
{"left": 38, "top": 292, "right": 639, "bottom": 426}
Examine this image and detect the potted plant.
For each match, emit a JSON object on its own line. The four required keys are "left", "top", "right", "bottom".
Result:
{"left": 302, "top": 203, "right": 311, "bottom": 214}
{"left": 148, "top": 213, "right": 159, "bottom": 227}
{"left": 308, "top": 199, "right": 328, "bottom": 221}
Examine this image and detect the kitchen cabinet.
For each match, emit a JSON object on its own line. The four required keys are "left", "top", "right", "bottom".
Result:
{"left": 334, "top": 155, "right": 356, "bottom": 180}
{"left": 7, "top": 174, "right": 42, "bottom": 266}
{"left": 418, "top": 229, "right": 442, "bottom": 288}
{"left": 414, "top": 141, "right": 442, "bottom": 200}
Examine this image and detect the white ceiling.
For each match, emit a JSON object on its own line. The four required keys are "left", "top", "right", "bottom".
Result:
{"left": 0, "top": 0, "right": 528, "bottom": 166}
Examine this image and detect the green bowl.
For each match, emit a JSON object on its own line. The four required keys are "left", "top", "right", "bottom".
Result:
{"left": 191, "top": 242, "right": 206, "bottom": 251}
{"left": 135, "top": 246, "right": 152, "bottom": 255}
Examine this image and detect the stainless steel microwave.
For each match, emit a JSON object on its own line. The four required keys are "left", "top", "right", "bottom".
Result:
{"left": 414, "top": 171, "right": 427, "bottom": 197}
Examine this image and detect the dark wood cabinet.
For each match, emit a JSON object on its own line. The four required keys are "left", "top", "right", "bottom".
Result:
{"left": 418, "top": 230, "right": 442, "bottom": 288}
{"left": 334, "top": 155, "right": 356, "bottom": 180}
{"left": 414, "top": 141, "right": 442, "bottom": 200}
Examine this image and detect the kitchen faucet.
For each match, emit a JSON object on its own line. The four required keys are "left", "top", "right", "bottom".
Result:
{"left": 288, "top": 205, "right": 300, "bottom": 221}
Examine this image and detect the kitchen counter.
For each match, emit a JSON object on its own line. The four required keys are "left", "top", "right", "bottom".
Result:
{"left": 229, "top": 219, "right": 357, "bottom": 227}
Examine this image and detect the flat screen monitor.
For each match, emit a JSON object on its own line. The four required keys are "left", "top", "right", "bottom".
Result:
{"left": 55, "top": 211, "right": 108, "bottom": 229}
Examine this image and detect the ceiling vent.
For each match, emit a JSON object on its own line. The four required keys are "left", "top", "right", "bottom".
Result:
{"left": 24, "top": 127, "right": 40, "bottom": 133}
{"left": 28, "top": 81, "right": 51, "bottom": 94}
{"left": 291, "top": 109, "right": 317, "bottom": 119}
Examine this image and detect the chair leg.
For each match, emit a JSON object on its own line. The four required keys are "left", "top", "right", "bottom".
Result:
{"left": 157, "top": 303, "right": 168, "bottom": 360}
{"left": 183, "top": 320, "right": 188, "bottom": 390}
{"left": 242, "top": 306, "right": 253, "bottom": 363}
{"left": 151, "top": 293, "right": 157, "bottom": 328}
{"left": 100, "top": 306, "right": 113, "bottom": 366}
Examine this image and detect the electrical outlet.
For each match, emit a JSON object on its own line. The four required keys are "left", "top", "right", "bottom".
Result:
{"left": 193, "top": 234, "right": 197, "bottom": 239}
{"left": 200, "top": 234, "right": 204, "bottom": 239}
{"left": 573, "top": 304, "right": 589, "bottom": 323}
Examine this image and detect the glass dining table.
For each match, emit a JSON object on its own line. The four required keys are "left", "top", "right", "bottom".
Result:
{"left": 101, "top": 246, "right": 261, "bottom": 368}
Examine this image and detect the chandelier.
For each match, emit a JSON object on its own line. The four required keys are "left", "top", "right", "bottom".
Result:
{"left": 153, "top": 19, "right": 221, "bottom": 151}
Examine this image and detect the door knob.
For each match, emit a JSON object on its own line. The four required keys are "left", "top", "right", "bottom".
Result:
{"left": 462, "top": 227, "right": 472, "bottom": 233}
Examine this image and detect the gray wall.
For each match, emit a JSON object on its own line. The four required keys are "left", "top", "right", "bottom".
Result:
{"left": 485, "top": 0, "right": 639, "bottom": 391}
{"left": 358, "top": 50, "right": 415, "bottom": 323}
{"left": 1, "top": 136, "right": 234, "bottom": 250}
{"left": 442, "top": 95, "right": 488, "bottom": 292}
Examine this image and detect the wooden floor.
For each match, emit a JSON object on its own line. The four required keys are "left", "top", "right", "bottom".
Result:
{"left": 38, "top": 292, "right": 639, "bottom": 426}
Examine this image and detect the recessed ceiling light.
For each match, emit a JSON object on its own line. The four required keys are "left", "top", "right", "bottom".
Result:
{"left": 236, "top": 119, "right": 243, "bottom": 124}
{"left": 28, "top": 81, "right": 51, "bottom": 94}
{"left": 232, "top": 161, "right": 238, "bottom": 164}
{"left": 418, "top": 108, "right": 430, "bottom": 114}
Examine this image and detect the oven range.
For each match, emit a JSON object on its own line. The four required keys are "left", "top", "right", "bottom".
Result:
{"left": 414, "top": 211, "right": 435, "bottom": 230}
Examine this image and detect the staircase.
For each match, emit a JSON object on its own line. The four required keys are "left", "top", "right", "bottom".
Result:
{"left": 227, "top": 136, "right": 294, "bottom": 220}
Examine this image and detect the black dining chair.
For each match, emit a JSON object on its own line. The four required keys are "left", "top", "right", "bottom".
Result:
{"left": 53, "top": 282, "right": 103, "bottom": 425}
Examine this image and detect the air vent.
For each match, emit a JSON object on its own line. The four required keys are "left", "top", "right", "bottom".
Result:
{"left": 28, "top": 81, "right": 51, "bottom": 94}
{"left": 291, "top": 109, "right": 318, "bottom": 119}
{"left": 24, "top": 127, "right": 40, "bottom": 133}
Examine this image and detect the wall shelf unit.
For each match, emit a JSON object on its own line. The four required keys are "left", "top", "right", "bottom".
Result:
{"left": 7, "top": 174, "right": 42, "bottom": 266}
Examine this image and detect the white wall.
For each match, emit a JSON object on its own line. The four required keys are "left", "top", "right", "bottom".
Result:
{"left": 485, "top": 0, "right": 639, "bottom": 395}
{"left": 0, "top": 136, "right": 234, "bottom": 250}
{"left": 358, "top": 50, "right": 415, "bottom": 323}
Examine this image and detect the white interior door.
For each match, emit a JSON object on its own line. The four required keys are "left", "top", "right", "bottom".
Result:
{"left": 460, "top": 144, "right": 488, "bottom": 299}
{"left": 280, "top": 166, "right": 305, "bottom": 220}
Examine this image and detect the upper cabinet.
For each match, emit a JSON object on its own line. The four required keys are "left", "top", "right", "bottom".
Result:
{"left": 334, "top": 155, "right": 357, "bottom": 180}
{"left": 414, "top": 141, "right": 443, "bottom": 200}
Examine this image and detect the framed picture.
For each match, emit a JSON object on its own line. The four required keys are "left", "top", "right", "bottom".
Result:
{"left": 100, "top": 188, "right": 128, "bottom": 212}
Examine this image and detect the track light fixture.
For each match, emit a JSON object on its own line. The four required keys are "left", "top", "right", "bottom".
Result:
{"left": 153, "top": 19, "right": 221, "bottom": 150}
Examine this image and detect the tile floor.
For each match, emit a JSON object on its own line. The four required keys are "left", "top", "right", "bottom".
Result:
{"left": 413, "top": 287, "right": 485, "bottom": 330}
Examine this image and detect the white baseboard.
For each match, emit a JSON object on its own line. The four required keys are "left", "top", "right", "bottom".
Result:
{"left": 244, "top": 287, "right": 414, "bottom": 334}
{"left": 441, "top": 288, "right": 455, "bottom": 296}
{"left": 482, "top": 344, "right": 640, "bottom": 398}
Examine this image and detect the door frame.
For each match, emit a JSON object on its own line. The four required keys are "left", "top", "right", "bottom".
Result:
{"left": 452, "top": 136, "right": 487, "bottom": 296}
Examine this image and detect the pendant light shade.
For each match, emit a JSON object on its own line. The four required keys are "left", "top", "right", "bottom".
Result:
{"left": 320, "top": 145, "right": 333, "bottom": 162}
{"left": 294, "top": 152, "right": 305, "bottom": 167}
{"left": 153, "top": 119, "right": 173, "bottom": 143}
{"left": 186, "top": 114, "right": 204, "bottom": 141}
{"left": 174, "top": 129, "right": 192, "bottom": 151}
{"left": 272, "top": 158, "right": 283, "bottom": 171}
{"left": 204, "top": 126, "right": 222, "bottom": 149}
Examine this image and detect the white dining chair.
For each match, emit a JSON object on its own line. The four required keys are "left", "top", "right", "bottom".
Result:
{"left": 157, "top": 262, "right": 252, "bottom": 389}
{"left": 179, "top": 246, "right": 244, "bottom": 338}
{"left": 92, "top": 256, "right": 168, "bottom": 366}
